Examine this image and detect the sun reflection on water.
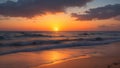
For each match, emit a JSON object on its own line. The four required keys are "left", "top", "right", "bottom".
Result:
{"left": 49, "top": 51, "right": 62, "bottom": 61}
{"left": 38, "top": 50, "right": 91, "bottom": 66}
{"left": 43, "top": 51, "right": 69, "bottom": 63}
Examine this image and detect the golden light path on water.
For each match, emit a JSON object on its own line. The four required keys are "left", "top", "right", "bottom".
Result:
{"left": 32, "top": 50, "right": 91, "bottom": 68}
{"left": 0, "top": 48, "right": 94, "bottom": 68}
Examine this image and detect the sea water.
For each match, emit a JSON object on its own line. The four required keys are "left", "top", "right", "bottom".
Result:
{"left": 0, "top": 31, "right": 120, "bottom": 68}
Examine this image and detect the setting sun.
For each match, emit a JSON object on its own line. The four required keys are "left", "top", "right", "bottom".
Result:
{"left": 0, "top": 0, "right": 120, "bottom": 68}
{"left": 53, "top": 27, "right": 59, "bottom": 32}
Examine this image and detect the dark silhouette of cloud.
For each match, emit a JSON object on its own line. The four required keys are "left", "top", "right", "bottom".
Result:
{"left": 0, "top": 0, "right": 92, "bottom": 17}
{"left": 99, "top": 24, "right": 120, "bottom": 28}
{"left": 98, "top": 24, "right": 120, "bottom": 31}
{"left": 72, "top": 4, "right": 120, "bottom": 20}
{"left": 0, "top": 0, "right": 18, "bottom": 3}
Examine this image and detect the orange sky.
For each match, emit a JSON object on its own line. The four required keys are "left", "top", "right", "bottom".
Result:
{"left": 0, "top": 13, "right": 93, "bottom": 31}
{"left": 0, "top": 0, "right": 120, "bottom": 31}
{"left": 0, "top": 12, "right": 119, "bottom": 31}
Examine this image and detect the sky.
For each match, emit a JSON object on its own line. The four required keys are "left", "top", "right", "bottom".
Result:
{"left": 0, "top": 0, "right": 120, "bottom": 31}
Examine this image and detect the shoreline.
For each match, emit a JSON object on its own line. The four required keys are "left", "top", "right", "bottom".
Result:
{"left": 36, "top": 56, "right": 120, "bottom": 68}
{"left": 34, "top": 42, "right": 120, "bottom": 68}
{"left": 1, "top": 39, "right": 120, "bottom": 56}
{"left": 0, "top": 42, "right": 120, "bottom": 68}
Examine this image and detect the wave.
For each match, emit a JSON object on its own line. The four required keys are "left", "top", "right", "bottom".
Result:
{"left": 0, "top": 37, "right": 106, "bottom": 47}
{"left": 0, "top": 38, "right": 120, "bottom": 56}
{"left": 17, "top": 32, "right": 52, "bottom": 37}
{"left": 0, "top": 36, "right": 6, "bottom": 40}
{"left": 0, "top": 38, "right": 77, "bottom": 47}
{"left": 0, "top": 33, "right": 52, "bottom": 40}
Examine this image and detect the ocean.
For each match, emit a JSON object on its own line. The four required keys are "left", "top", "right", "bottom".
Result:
{"left": 0, "top": 31, "right": 120, "bottom": 55}
{"left": 0, "top": 31, "right": 120, "bottom": 68}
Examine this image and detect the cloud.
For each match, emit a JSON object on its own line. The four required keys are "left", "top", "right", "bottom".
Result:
{"left": 0, "top": 16, "right": 10, "bottom": 20}
{"left": 72, "top": 4, "right": 120, "bottom": 20}
{"left": 0, "top": 0, "right": 92, "bottom": 17}
{"left": 99, "top": 24, "right": 120, "bottom": 28}
{"left": 0, "top": 0, "right": 18, "bottom": 3}
{"left": 98, "top": 24, "right": 120, "bottom": 31}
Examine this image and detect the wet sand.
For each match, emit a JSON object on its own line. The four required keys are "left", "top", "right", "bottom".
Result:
{"left": 37, "top": 56, "right": 120, "bottom": 68}
{"left": 35, "top": 42, "right": 120, "bottom": 68}
{"left": 0, "top": 42, "right": 120, "bottom": 68}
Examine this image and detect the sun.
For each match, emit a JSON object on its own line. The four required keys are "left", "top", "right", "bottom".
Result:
{"left": 53, "top": 27, "right": 59, "bottom": 32}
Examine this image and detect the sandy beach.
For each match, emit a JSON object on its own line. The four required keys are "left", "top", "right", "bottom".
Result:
{"left": 38, "top": 57, "right": 120, "bottom": 68}
{"left": 0, "top": 0, "right": 120, "bottom": 67}
{"left": 35, "top": 42, "right": 120, "bottom": 68}
{"left": 0, "top": 42, "right": 120, "bottom": 68}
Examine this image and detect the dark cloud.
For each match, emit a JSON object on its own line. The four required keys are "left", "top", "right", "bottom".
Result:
{"left": 72, "top": 4, "right": 120, "bottom": 20}
{"left": 0, "top": 0, "right": 18, "bottom": 3}
{"left": 0, "top": 0, "right": 92, "bottom": 17}
{"left": 99, "top": 24, "right": 120, "bottom": 28}
{"left": 99, "top": 24, "right": 120, "bottom": 30}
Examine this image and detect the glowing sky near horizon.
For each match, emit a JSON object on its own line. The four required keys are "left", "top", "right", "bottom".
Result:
{"left": 0, "top": 0, "right": 120, "bottom": 31}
